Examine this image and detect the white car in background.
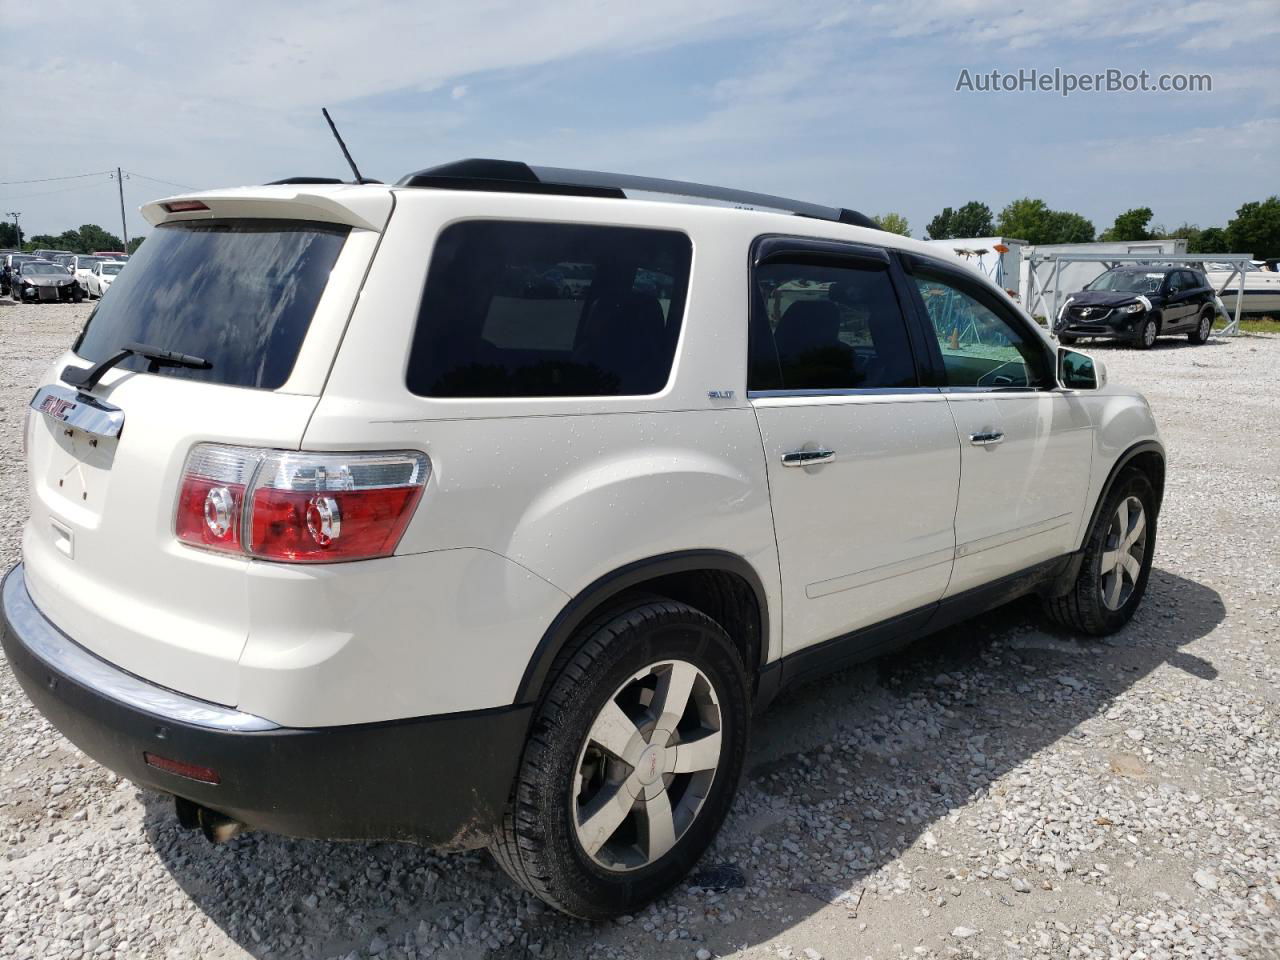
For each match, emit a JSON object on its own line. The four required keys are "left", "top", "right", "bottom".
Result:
{"left": 69, "top": 255, "right": 107, "bottom": 292}
{"left": 84, "top": 260, "right": 124, "bottom": 298}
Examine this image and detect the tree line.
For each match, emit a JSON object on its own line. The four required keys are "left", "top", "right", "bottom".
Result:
{"left": 871, "top": 195, "right": 1280, "bottom": 259}
{"left": 0, "top": 222, "right": 145, "bottom": 255}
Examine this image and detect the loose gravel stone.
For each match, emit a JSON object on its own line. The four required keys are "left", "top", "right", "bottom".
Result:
{"left": 1, "top": 304, "right": 1278, "bottom": 959}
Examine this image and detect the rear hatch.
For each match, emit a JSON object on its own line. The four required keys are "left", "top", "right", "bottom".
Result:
{"left": 22, "top": 190, "right": 390, "bottom": 706}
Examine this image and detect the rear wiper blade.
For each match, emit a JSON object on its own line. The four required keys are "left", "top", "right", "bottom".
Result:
{"left": 63, "top": 341, "right": 212, "bottom": 393}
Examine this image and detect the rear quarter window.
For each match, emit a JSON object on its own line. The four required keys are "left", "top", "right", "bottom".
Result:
{"left": 406, "top": 221, "right": 692, "bottom": 397}
{"left": 74, "top": 219, "right": 349, "bottom": 390}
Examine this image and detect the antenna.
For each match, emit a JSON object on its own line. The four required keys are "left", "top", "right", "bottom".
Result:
{"left": 321, "top": 107, "right": 366, "bottom": 183}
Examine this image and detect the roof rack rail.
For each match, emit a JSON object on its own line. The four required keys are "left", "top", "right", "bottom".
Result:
{"left": 396, "top": 159, "right": 878, "bottom": 229}
{"left": 265, "top": 176, "right": 385, "bottom": 186}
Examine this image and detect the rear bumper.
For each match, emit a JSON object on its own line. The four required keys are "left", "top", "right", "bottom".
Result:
{"left": 0, "top": 562, "right": 530, "bottom": 847}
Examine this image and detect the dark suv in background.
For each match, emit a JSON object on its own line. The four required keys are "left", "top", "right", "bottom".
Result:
{"left": 1055, "top": 265, "right": 1215, "bottom": 348}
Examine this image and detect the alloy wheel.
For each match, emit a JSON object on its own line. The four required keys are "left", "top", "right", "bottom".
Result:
{"left": 572, "top": 660, "right": 722, "bottom": 872}
{"left": 1143, "top": 321, "right": 1157, "bottom": 347}
{"left": 1099, "top": 495, "right": 1147, "bottom": 610}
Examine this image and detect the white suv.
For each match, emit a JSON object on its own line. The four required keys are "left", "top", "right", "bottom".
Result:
{"left": 2, "top": 160, "right": 1163, "bottom": 920}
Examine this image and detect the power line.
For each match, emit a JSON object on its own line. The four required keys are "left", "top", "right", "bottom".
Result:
{"left": 124, "top": 171, "right": 199, "bottom": 192}
{"left": 0, "top": 170, "right": 112, "bottom": 186}
{"left": 0, "top": 180, "right": 111, "bottom": 202}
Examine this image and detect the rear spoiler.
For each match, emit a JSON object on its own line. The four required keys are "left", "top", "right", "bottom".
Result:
{"left": 140, "top": 186, "right": 393, "bottom": 233}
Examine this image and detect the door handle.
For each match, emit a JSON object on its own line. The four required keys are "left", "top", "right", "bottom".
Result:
{"left": 969, "top": 431, "right": 1004, "bottom": 446}
{"left": 781, "top": 448, "right": 836, "bottom": 467}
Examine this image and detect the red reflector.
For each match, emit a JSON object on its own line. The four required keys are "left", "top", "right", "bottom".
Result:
{"left": 163, "top": 200, "right": 209, "bottom": 212}
{"left": 144, "top": 752, "right": 221, "bottom": 784}
{"left": 249, "top": 485, "right": 423, "bottom": 562}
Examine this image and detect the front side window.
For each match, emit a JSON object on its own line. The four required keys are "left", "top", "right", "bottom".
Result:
{"left": 407, "top": 221, "right": 691, "bottom": 398}
{"left": 912, "top": 269, "right": 1049, "bottom": 389}
{"left": 750, "top": 259, "right": 917, "bottom": 391}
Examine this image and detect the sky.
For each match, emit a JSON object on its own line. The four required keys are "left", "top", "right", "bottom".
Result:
{"left": 3, "top": 0, "right": 1277, "bottom": 244}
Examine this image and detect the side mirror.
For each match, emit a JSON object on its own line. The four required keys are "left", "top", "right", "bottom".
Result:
{"left": 1058, "top": 348, "right": 1106, "bottom": 390}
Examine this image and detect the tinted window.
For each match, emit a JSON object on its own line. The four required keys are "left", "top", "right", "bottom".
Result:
{"left": 75, "top": 220, "right": 349, "bottom": 390}
{"left": 749, "top": 259, "right": 917, "bottom": 391}
{"left": 913, "top": 269, "right": 1049, "bottom": 388}
{"left": 407, "top": 221, "right": 691, "bottom": 397}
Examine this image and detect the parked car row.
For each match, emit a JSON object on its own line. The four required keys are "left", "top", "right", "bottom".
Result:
{"left": 2, "top": 252, "right": 127, "bottom": 302}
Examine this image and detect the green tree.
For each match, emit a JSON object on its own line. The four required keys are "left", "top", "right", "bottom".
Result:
{"left": 0, "top": 221, "right": 20, "bottom": 249}
{"left": 1101, "top": 207, "right": 1154, "bottom": 242}
{"left": 996, "top": 198, "right": 1095, "bottom": 244}
{"left": 77, "top": 223, "right": 124, "bottom": 252}
{"left": 926, "top": 201, "right": 993, "bottom": 240}
{"left": 24, "top": 234, "right": 61, "bottom": 252}
{"left": 926, "top": 207, "right": 956, "bottom": 240}
{"left": 1194, "top": 226, "right": 1229, "bottom": 253}
{"left": 1046, "top": 210, "right": 1096, "bottom": 244}
{"left": 874, "top": 212, "right": 911, "bottom": 237}
{"left": 1226, "top": 196, "right": 1280, "bottom": 259}
{"left": 127, "top": 236, "right": 145, "bottom": 254}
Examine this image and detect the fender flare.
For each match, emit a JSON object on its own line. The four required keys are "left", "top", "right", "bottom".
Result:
{"left": 513, "top": 549, "right": 771, "bottom": 705}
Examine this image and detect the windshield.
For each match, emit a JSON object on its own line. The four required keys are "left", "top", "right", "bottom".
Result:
{"left": 26, "top": 263, "right": 66, "bottom": 276}
{"left": 1087, "top": 270, "right": 1165, "bottom": 294}
{"left": 74, "top": 219, "right": 350, "bottom": 389}
{"left": 101, "top": 263, "right": 124, "bottom": 275}
{"left": 76, "top": 259, "right": 102, "bottom": 270}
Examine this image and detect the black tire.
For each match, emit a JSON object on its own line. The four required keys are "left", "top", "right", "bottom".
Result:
{"left": 1043, "top": 470, "right": 1156, "bottom": 635}
{"left": 1133, "top": 316, "right": 1159, "bottom": 349}
{"left": 490, "top": 598, "right": 750, "bottom": 920}
{"left": 1058, "top": 335, "right": 1078, "bottom": 345}
{"left": 1188, "top": 309, "right": 1213, "bottom": 344}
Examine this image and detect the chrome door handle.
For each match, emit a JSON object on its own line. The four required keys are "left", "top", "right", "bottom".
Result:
{"left": 781, "top": 448, "right": 836, "bottom": 467}
{"left": 969, "top": 431, "right": 1004, "bottom": 446}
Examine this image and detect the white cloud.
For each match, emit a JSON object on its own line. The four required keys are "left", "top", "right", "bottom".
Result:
{"left": 2, "top": 0, "right": 1276, "bottom": 237}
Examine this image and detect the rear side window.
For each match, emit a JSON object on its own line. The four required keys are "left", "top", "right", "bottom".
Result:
{"left": 749, "top": 259, "right": 918, "bottom": 391}
{"left": 74, "top": 220, "right": 349, "bottom": 390}
{"left": 406, "top": 221, "right": 691, "bottom": 397}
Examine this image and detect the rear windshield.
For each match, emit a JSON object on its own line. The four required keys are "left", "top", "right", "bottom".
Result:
{"left": 406, "top": 221, "right": 692, "bottom": 398}
{"left": 74, "top": 219, "right": 349, "bottom": 389}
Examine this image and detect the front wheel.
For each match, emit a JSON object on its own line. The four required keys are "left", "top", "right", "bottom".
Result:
{"left": 1188, "top": 309, "right": 1212, "bottom": 344}
{"left": 1043, "top": 470, "right": 1156, "bottom": 635}
{"left": 1133, "top": 316, "right": 1159, "bottom": 349}
{"left": 491, "top": 599, "right": 750, "bottom": 920}
{"left": 1058, "top": 334, "right": 1078, "bottom": 345}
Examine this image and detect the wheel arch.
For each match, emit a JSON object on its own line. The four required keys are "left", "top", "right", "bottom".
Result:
{"left": 1086, "top": 439, "right": 1166, "bottom": 539}
{"left": 513, "top": 550, "right": 771, "bottom": 706}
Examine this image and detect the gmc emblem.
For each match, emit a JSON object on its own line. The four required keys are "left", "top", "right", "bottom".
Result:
{"left": 39, "top": 395, "right": 76, "bottom": 421}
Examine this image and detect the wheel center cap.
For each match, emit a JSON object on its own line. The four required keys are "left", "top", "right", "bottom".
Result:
{"left": 636, "top": 744, "right": 666, "bottom": 786}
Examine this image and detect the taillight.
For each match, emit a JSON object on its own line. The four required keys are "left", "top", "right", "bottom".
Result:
{"left": 176, "top": 445, "right": 430, "bottom": 563}
{"left": 175, "top": 445, "right": 257, "bottom": 554}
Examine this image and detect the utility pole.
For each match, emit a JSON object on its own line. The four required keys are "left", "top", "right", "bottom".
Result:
{"left": 113, "top": 167, "right": 130, "bottom": 250}
{"left": 4, "top": 211, "right": 19, "bottom": 250}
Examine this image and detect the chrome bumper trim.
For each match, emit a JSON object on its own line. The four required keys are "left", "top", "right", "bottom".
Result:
{"left": 1, "top": 563, "right": 277, "bottom": 732}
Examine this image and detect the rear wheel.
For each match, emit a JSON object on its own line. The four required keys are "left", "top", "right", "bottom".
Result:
{"left": 1043, "top": 470, "right": 1156, "bottom": 635}
{"left": 1058, "top": 335, "right": 1078, "bottom": 345}
{"left": 491, "top": 599, "right": 750, "bottom": 920}
{"left": 1188, "top": 309, "right": 1212, "bottom": 344}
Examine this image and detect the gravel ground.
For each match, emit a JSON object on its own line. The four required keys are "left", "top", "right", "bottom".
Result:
{"left": 1, "top": 300, "right": 1278, "bottom": 960}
